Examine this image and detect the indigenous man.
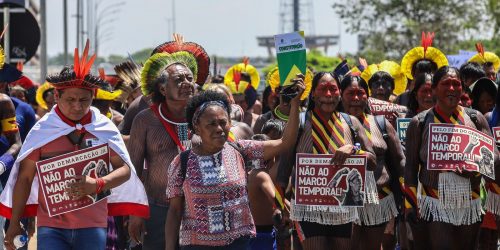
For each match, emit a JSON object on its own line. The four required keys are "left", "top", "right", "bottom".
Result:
{"left": 127, "top": 34, "right": 210, "bottom": 249}
{"left": 0, "top": 41, "right": 149, "bottom": 250}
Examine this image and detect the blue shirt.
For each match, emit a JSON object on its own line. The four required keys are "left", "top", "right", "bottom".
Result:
{"left": 11, "top": 97, "right": 36, "bottom": 142}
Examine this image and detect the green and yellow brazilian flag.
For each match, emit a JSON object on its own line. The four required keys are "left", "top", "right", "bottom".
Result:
{"left": 274, "top": 31, "right": 306, "bottom": 86}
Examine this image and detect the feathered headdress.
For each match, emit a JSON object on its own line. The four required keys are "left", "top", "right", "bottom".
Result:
{"left": 400, "top": 32, "right": 448, "bottom": 80}
{"left": 36, "top": 81, "right": 55, "bottom": 110}
{"left": 468, "top": 42, "right": 500, "bottom": 71}
{"left": 266, "top": 66, "right": 312, "bottom": 100}
{"left": 93, "top": 67, "right": 124, "bottom": 101}
{"left": 114, "top": 60, "right": 142, "bottom": 91}
{"left": 46, "top": 40, "right": 107, "bottom": 90}
{"left": 141, "top": 51, "right": 198, "bottom": 96}
{"left": 151, "top": 33, "right": 210, "bottom": 85}
{"left": 361, "top": 61, "right": 407, "bottom": 95}
{"left": 224, "top": 57, "right": 261, "bottom": 95}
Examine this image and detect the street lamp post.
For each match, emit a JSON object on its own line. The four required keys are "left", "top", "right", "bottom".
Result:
{"left": 92, "top": 1, "right": 124, "bottom": 62}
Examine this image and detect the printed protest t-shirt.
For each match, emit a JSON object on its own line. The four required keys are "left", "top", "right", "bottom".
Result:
{"left": 26, "top": 132, "right": 117, "bottom": 229}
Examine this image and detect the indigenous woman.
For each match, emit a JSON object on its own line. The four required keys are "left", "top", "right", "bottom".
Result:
{"left": 404, "top": 66, "right": 499, "bottom": 249}
{"left": 203, "top": 83, "right": 253, "bottom": 140}
{"left": 397, "top": 32, "right": 448, "bottom": 107}
{"left": 470, "top": 77, "right": 497, "bottom": 115}
{"left": 340, "top": 74, "right": 405, "bottom": 249}
{"left": 277, "top": 71, "right": 376, "bottom": 250}
{"left": 406, "top": 73, "right": 434, "bottom": 118}
{"left": 165, "top": 77, "right": 305, "bottom": 249}
{"left": 253, "top": 67, "right": 312, "bottom": 134}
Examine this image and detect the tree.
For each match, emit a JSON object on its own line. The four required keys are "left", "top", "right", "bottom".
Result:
{"left": 130, "top": 48, "right": 153, "bottom": 64}
{"left": 333, "top": 0, "right": 486, "bottom": 59}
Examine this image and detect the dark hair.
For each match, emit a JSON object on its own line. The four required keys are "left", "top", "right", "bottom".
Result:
{"left": 261, "top": 85, "right": 274, "bottom": 114}
{"left": 150, "top": 71, "right": 169, "bottom": 104}
{"left": 367, "top": 71, "right": 395, "bottom": 90}
{"left": 42, "top": 88, "right": 55, "bottom": 101}
{"left": 244, "top": 86, "right": 257, "bottom": 109}
{"left": 186, "top": 90, "right": 232, "bottom": 130}
{"left": 412, "top": 59, "right": 438, "bottom": 78}
{"left": 261, "top": 119, "right": 284, "bottom": 137}
{"left": 408, "top": 73, "right": 432, "bottom": 114}
{"left": 484, "top": 62, "right": 495, "bottom": 68}
{"left": 459, "top": 62, "right": 486, "bottom": 83}
{"left": 307, "top": 72, "right": 340, "bottom": 111}
{"left": 471, "top": 78, "right": 497, "bottom": 112}
{"left": 252, "top": 133, "right": 270, "bottom": 141}
{"left": 339, "top": 74, "right": 370, "bottom": 113}
{"left": 432, "top": 66, "right": 460, "bottom": 88}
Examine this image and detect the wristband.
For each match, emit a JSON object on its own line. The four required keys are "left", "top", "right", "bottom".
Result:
{"left": 95, "top": 178, "right": 105, "bottom": 194}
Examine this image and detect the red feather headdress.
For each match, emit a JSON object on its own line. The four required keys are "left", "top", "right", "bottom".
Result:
{"left": 152, "top": 33, "right": 210, "bottom": 85}
{"left": 46, "top": 39, "right": 107, "bottom": 90}
{"left": 421, "top": 32, "right": 435, "bottom": 58}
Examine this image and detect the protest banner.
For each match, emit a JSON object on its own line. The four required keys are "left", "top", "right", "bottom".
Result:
{"left": 397, "top": 118, "right": 411, "bottom": 143}
{"left": 274, "top": 31, "right": 306, "bottom": 86}
{"left": 36, "top": 144, "right": 111, "bottom": 217}
{"left": 295, "top": 153, "right": 367, "bottom": 207}
{"left": 427, "top": 123, "right": 495, "bottom": 179}
{"left": 492, "top": 127, "right": 500, "bottom": 148}
{"left": 368, "top": 97, "right": 407, "bottom": 125}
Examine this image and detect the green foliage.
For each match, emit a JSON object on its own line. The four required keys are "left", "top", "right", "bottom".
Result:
{"left": 333, "top": 0, "right": 486, "bottom": 59}
{"left": 307, "top": 49, "right": 342, "bottom": 72}
{"left": 107, "top": 54, "right": 125, "bottom": 65}
{"left": 130, "top": 48, "right": 154, "bottom": 64}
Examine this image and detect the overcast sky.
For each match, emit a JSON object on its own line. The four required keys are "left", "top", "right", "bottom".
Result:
{"left": 46, "top": 0, "right": 358, "bottom": 58}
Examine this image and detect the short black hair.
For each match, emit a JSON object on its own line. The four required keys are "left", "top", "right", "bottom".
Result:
{"left": 412, "top": 59, "right": 438, "bottom": 78}
{"left": 261, "top": 119, "right": 284, "bottom": 136}
{"left": 459, "top": 62, "right": 485, "bottom": 82}
{"left": 367, "top": 71, "right": 395, "bottom": 90}
{"left": 186, "top": 90, "right": 232, "bottom": 130}
{"left": 471, "top": 78, "right": 497, "bottom": 111}
{"left": 432, "top": 66, "right": 460, "bottom": 88}
{"left": 252, "top": 133, "right": 270, "bottom": 141}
